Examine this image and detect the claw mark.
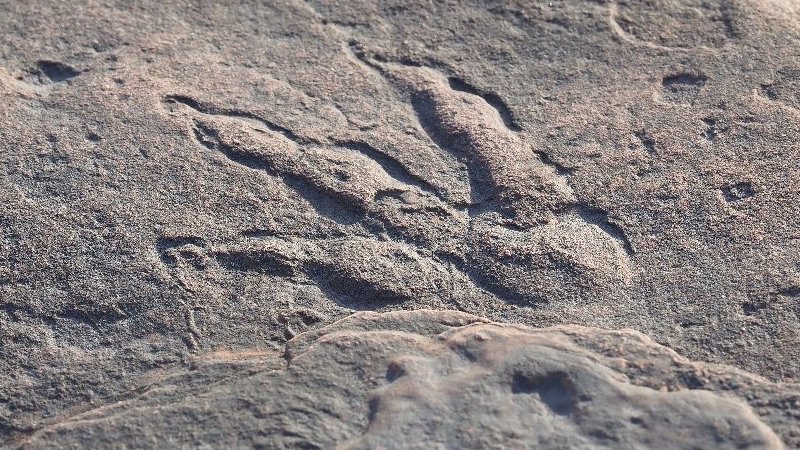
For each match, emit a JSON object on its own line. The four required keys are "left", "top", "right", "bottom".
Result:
{"left": 533, "top": 150, "right": 574, "bottom": 176}
{"left": 446, "top": 77, "right": 523, "bottom": 132}
{"left": 574, "top": 204, "right": 635, "bottom": 255}
{"left": 184, "top": 112, "right": 365, "bottom": 225}
{"left": 165, "top": 95, "right": 306, "bottom": 143}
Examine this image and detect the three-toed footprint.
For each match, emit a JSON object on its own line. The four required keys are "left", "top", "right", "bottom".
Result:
{"left": 160, "top": 49, "right": 632, "bottom": 309}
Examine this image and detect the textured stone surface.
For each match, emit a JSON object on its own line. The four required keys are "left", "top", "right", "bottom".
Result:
{"left": 11, "top": 311, "right": 798, "bottom": 449}
{"left": 2, "top": 0, "right": 800, "bottom": 447}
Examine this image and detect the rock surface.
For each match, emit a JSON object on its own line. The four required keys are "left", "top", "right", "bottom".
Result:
{"left": 10, "top": 310, "right": 798, "bottom": 449}
{"left": 2, "top": 0, "right": 800, "bottom": 448}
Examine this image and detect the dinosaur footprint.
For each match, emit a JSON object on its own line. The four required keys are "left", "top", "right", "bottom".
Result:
{"left": 159, "top": 50, "right": 632, "bottom": 308}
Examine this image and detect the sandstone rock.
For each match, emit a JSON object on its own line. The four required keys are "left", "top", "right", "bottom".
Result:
{"left": 13, "top": 311, "right": 797, "bottom": 449}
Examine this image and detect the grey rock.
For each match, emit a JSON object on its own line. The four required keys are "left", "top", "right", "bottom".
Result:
{"left": 3, "top": 0, "right": 800, "bottom": 447}
{"left": 12, "top": 311, "right": 796, "bottom": 449}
